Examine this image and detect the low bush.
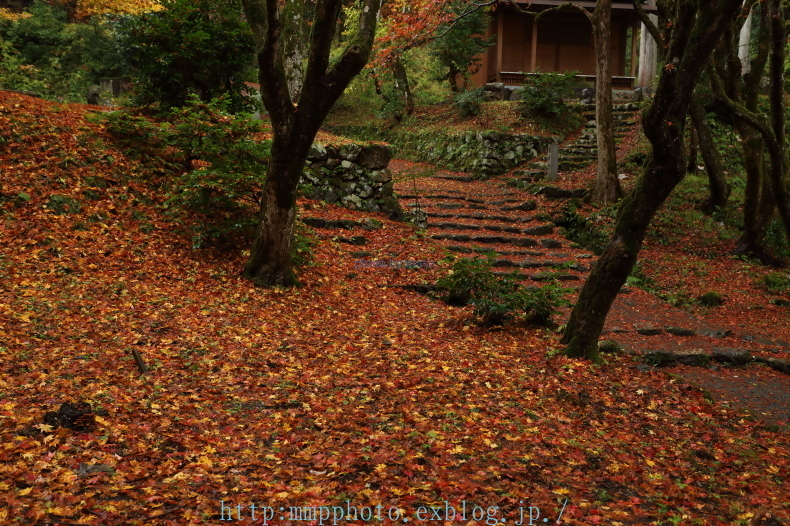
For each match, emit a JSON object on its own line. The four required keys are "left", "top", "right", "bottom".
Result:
{"left": 454, "top": 86, "right": 484, "bottom": 117}
{"left": 104, "top": 96, "right": 270, "bottom": 247}
{"left": 435, "top": 255, "right": 570, "bottom": 326}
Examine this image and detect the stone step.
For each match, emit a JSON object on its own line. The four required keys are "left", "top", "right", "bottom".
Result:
{"left": 398, "top": 194, "right": 486, "bottom": 203}
{"left": 426, "top": 212, "right": 533, "bottom": 223}
{"left": 431, "top": 233, "right": 540, "bottom": 247}
{"left": 432, "top": 222, "right": 553, "bottom": 237}
{"left": 431, "top": 202, "right": 491, "bottom": 210}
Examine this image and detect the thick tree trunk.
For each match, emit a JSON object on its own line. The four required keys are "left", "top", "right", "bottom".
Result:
{"left": 561, "top": 0, "right": 745, "bottom": 361}
{"left": 241, "top": 0, "right": 382, "bottom": 286}
{"left": 689, "top": 97, "right": 730, "bottom": 212}
{"left": 282, "top": 0, "right": 308, "bottom": 102}
{"left": 562, "top": 141, "right": 685, "bottom": 362}
{"left": 637, "top": 14, "right": 658, "bottom": 88}
{"left": 590, "top": 0, "right": 621, "bottom": 205}
{"left": 735, "top": 138, "right": 776, "bottom": 259}
{"left": 243, "top": 135, "right": 312, "bottom": 286}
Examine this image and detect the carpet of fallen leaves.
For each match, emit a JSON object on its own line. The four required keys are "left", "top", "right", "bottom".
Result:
{"left": 1, "top": 91, "right": 789, "bottom": 526}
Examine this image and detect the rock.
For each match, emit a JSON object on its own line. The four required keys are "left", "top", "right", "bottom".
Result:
{"left": 754, "top": 357, "right": 790, "bottom": 374}
{"left": 86, "top": 85, "right": 101, "bottom": 105}
{"left": 341, "top": 194, "right": 364, "bottom": 209}
{"left": 337, "top": 235, "right": 367, "bottom": 246}
{"left": 540, "top": 239, "right": 563, "bottom": 249}
{"left": 635, "top": 363, "right": 656, "bottom": 372}
{"left": 378, "top": 196, "right": 404, "bottom": 221}
{"left": 711, "top": 348, "right": 752, "bottom": 365}
{"left": 697, "top": 327, "right": 732, "bottom": 338}
{"left": 523, "top": 224, "right": 553, "bottom": 236}
{"left": 43, "top": 401, "right": 96, "bottom": 432}
{"left": 599, "top": 340, "right": 622, "bottom": 354}
{"left": 481, "top": 130, "right": 502, "bottom": 141}
{"left": 506, "top": 200, "right": 537, "bottom": 212}
{"left": 78, "top": 463, "right": 113, "bottom": 477}
{"left": 359, "top": 218, "right": 383, "bottom": 230}
{"left": 370, "top": 169, "right": 392, "bottom": 183}
{"left": 340, "top": 160, "right": 353, "bottom": 169}
{"left": 665, "top": 326, "right": 696, "bottom": 336}
{"left": 635, "top": 326, "right": 663, "bottom": 336}
{"left": 643, "top": 350, "right": 677, "bottom": 366}
{"left": 339, "top": 143, "right": 363, "bottom": 161}
{"left": 699, "top": 291, "right": 725, "bottom": 307}
{"left": 307, "top": 143, "right": 328, "bottom": 162}
{"left": 675, "top": 351, "right": 711, "bottom": 366}
{"left": 356, "top": 143, "right": 391, "bottom": 169}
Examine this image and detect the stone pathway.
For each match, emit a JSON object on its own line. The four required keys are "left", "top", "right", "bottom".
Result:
{"left": 386, "top": 156, "right": 790, "bottom": 425}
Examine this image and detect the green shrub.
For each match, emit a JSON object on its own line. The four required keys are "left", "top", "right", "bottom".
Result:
{"left": 0, "top": 2, "right": 123, "bottom": 101}
{"left": 698, "top": 291, "right": 725, "bottom": 307}
{"left": 759, "top": 272, "right": 790, "bottom": 293}
{"left": 119, "top": 0, "right": 257, "bottom": 112}
{"left": 517, "top": 71, "right": 580, "bottom": 120}
{"left": 435, "top": 255, "right": 570, "bottom": 326}
{"left": 104, "top": 96, "right": 270, "bottom": 247}
{"left": 435, "top": 255, "right": 500, "bottom": 306}
{"left": 454, "top": 86, "right": 484, "bottom": 117}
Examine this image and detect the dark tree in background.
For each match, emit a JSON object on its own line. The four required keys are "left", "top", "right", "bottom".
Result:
{"left": 122, "top": 0, "right": 256, "bottom": 112}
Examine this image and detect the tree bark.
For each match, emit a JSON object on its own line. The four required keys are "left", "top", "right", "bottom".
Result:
{"left": 687, "top": 121, "right": 698, "bottom": 174}
{"left": 241, "top": 0, "right": 382, "bottom": 286}
{"left": 281, "top": 0, "right": 308, "bottom": 103}
{"left": 637, "top": 13, "right": 658, "bottom": 88}
{"left": 561, "top": 0, "right": 746, "bottom": 361}
{"left": 688, "top": 96, "right": 730, "bottom": 212}
{"left": 590, "top": 0, "right": 621, "bottom": 205}
{"left": 391, "top": 55, "right": 415, "bottom": 118}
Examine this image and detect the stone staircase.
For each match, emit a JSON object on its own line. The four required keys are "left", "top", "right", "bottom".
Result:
{"left": 394, "top": 173, "right": 592, "bottom": 284}
{"left": 507, "top": 101, "right": 641, "bottom": 185}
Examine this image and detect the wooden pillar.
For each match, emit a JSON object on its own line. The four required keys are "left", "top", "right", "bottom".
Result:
{"left": 530, "top": 17, "right": 538, "bottom": 72}
{"left": 496, "top": 9, "right": 504, "bottom": 82}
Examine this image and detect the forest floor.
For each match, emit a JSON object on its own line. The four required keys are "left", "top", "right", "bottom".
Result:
{"left": 0, "top": 91, "right": 788, "bottom": 526}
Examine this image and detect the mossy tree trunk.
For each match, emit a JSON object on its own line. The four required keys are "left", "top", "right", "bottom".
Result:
{"left": 240, "top": 0, "right": 382, "bottom": 286}
{"left": 562, "top": 0, "right": 747, "bottom": 361}
{"left": 688, "top": 96, "right": 730, "bottom": 212}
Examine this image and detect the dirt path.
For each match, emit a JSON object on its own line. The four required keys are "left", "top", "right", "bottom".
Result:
{"left": 391, "top": 158, "right": 790, "bottom": 427}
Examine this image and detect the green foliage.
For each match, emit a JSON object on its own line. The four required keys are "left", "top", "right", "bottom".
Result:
{"left": 759, "top": 272, "right": 790, "bottom": 293}
{"left": 0, "top": 2, "right": 123, "bottom": 101}
{"left": 435, "top": 255, "right": 570, "bottom": 326}
{"left": 291, "top": 220, "right": 317, "bottom": 268}
{"left": 104, "top": 96, "right": 270, "bottom": 247}
{"left": 429, "top": 2, "right": 493, "bottom": 89}
{"left": 517, "top": 71, "right": 581, "bottom": 122}
{"left": 119, "top": 0, "right": 257, "bottom": 112}
{"left": 436, "top": 255, "right": 499, "bottom": 306}
{"left": 698, "top": 291, "right": 725, "bottom": 307}
{"left": 454, "top": 86, "right": 484, "bottom": 117}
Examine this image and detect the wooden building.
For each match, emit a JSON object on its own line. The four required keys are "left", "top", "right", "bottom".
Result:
{"left": 471, "top": 0, "right": 657, "bottom": 90}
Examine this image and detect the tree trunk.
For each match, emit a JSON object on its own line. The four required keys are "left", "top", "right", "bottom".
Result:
{"left": 687, "top": 122, "right": 698, "bottom": 174}
{"left": 282, "top": 0, "right": 308, "bottom": 102}
{"left": 561, "top": 0, "right": 746, "bottom": 361}
{"left": 735, "top": 136, "right": 776, "bottom": 259}
{"left": 590, "top": 0, "right": 621, "bottom": 205}
{"left": 241, "top": 0, "right": 382, "bottom": 286}
{"left": 243, "top": 136, "right": 310, "bottom": 286}
{"left": 689, "top": 96, "right": 730, "bottom": 212}
{"left": 637, "top": 14, "right": 658, "bottom": 88}
{"left": 391, "top": 55, "right": 415, "bottom": 117}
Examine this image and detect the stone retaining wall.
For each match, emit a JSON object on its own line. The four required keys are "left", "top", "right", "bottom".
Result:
{"left": 325, "top": 124, "right": 556, "bottom": 178}
{"left": 299, "top": 142, "right": 403, "bottom": 220}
